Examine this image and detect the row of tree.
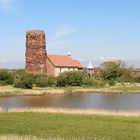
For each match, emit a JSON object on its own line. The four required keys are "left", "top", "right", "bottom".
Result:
{"left": 100, "top": 60, "right": 135, "bottom": 82}
{"left": 0, "top": 60, "right": 139, "bottom": 89}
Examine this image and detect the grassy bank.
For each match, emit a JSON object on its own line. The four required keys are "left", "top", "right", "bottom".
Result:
{"left": 113, "top": 86, "right": 140, "bottom": 93}
{"left": 0, "top": 86, "right": 65, "bottom": 97}
{"left": 0, "top": 112, "right": 140, "bottom": 140}
{"left": 1, "top": 85, "right": 140, "bottom": 97}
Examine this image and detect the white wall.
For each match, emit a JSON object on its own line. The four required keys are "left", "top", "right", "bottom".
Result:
{"left": 54, "top": 67, "right": 78, "bottom": 77}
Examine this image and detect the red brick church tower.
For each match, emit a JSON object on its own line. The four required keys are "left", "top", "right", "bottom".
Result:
{"left": 25, "top": 30, "right": 47, "bottom": 74}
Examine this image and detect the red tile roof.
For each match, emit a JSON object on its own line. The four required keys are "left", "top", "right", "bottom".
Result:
{"left": 47, "top": 55, "right": 82, "bottom": 68}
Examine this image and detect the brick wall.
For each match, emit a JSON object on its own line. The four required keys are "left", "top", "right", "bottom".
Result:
{"left": 46, "top": 57, "right": 55, "bottom": 76}
{"left": 25, "top": 30, "right": 47, "bottom": 74}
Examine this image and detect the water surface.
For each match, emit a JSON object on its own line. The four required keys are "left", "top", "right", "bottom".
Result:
{"left": 0, "top": 93, "right": 140, "bottom": 111}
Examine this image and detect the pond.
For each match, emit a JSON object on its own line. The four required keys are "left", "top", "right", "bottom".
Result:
{"left": 0, "top": 93, "right": 140, "bottom": 111}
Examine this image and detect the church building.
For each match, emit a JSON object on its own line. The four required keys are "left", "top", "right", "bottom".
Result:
{"left": 25, "top": 30, "right": 82, "bottom": 77}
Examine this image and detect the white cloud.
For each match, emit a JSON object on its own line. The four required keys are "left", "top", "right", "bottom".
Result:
{"left": 0, "top": 0, "right": 16, "bottom": 12}
{"left": 7, "top": 38, "right": 24, "bottom": 45}
{"left": 0, "top": 59, "right": 24, "bottom": 69}
{"left": 55, "top": 25, "right": 77, "bottom": 38}
{"left": 47, "top": 25, "right": 77, "bottom": 49}
{"left": 48, "top": 39, "right": 70, "bottom": 48}
{"left": 99, "top": 56, "right": 105, "bottom": 61}
{"left": 98, "top": 56, "right": 125, "bottom": 62}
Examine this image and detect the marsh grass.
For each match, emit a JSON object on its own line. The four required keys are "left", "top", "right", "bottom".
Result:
{"left": 2, "top": 85, "right": 140, "bottom": 97}
{"left": 1, "top": 107, "right": 140, "bottom": 117}
{"left": 0, "top": 134, "right": 111, "bottom": 140}
{"left": 0, "top": 112, "right": 140, "bottom": 140}
{"left": 0, "top": 135, "right": 41, "bottom": 140}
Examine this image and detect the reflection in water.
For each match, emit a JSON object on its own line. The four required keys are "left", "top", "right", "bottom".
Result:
{"left": 0, "top": 93, "right": 140, "bottom": 111}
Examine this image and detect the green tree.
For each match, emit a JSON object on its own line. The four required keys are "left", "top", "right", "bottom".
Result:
{"left": 100, "top": 60, "right": 130, "bottom": 80}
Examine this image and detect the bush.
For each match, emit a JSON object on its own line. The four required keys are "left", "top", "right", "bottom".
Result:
{"left": 26, "top": 73, "right": 37, "bottom": 85}
{"left": 83, "top": 78, "right": 106, "bottom": 88}
{"left": 0, "top": 81, "right": 7, "bottom": 86}
{"left": 135, "top": 77, "right": 140, "bottom": 83}
{"left": 136, "top": 77, "right": 140, "bottom": 83}
{"left": 14, "top": 73, "right": 33, "bottom": 89}
{"left": 57, "top": 71, "right": 86, "bottom": 87}
{"left": 12, "top": 70, "right": 37, "bottom": 85}
{"left": 116, "top": 75, "right": 135, "bottom": 83}
{"left": 36, "top": 76, "right": 57, "bottom": 87}
{"left": 0, "top": 70, "right": 14, "bottom": 85}
{"left": 108, "top": 79, "right": 116, "bottom": 86}
{"left": 47, "top": 77, "right": 57, "bottom": 87}
{"left": 36, "top": 76, "right": 48, "bottom": 87}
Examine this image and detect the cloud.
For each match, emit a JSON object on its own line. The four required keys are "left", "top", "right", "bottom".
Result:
{"left": 0, "top": 59, "right": 24, "bottom": 69}
{"left": 47, "top": 25, "right": 77, "bottom": 49}
{"left": 55, "top": 25, "right": 77, "bottom": 38}
{"left": 7, "top": 38, "right": 24, "bottom": 45}
{"left": 48, "top": 39, "right": 70, "bottom": 48}
{"left": 0, "top": 0, "right": 16, "bottom": 12}
{"left": 99, "top": 56, "right": 105, "bottom": 61}
{"left": 98, "top": 56, "right": 125, "bottom": 62}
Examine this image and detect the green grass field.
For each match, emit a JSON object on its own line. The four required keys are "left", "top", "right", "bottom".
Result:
{"left": 0, "top": 112, "right": 140, "bottom": 140}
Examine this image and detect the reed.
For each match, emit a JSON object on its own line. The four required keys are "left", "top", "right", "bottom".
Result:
{"left": 0, "top": 135, "right": 40, "bottom": 140}
{"left": 1, "top": 85, "right": 140, "bottom": 97}
{"left": 0, "top": 135, "right": 106, "bottom": 140}
{"left": 0, "top": 107, "right": 140, "bottom": 117}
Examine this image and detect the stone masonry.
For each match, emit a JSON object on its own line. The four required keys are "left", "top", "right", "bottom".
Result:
{"left": 25, "top": 30, "right": 47, "bottom": 74}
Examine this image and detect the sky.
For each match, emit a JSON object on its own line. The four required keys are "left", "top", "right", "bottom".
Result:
{"left": 0, "top": 0, "right": 140, "bottom": 68}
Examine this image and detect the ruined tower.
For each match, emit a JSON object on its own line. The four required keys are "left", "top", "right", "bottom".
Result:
{"left": 25, "top": 30, "right": 47, "bottom": 74}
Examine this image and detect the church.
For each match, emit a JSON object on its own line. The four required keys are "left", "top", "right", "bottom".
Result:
{"left": 25, "top": 30, "right": 82, "bottom": 77}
